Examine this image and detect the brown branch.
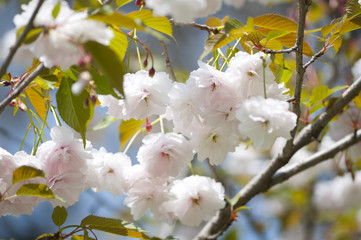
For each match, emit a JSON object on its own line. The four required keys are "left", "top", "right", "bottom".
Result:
{"left": 262, "top": 45, "right": 297, "bottom": 54}
{"left": 171, "top": 21, "right": 219, "bottom": 34}
{"left": 303, "top": 47, "right": 326, "bottom": 69}
{"left": 0, "top": 63, "right": 45, "bottom": 115}
{"left": 160, "top": 40, "right": 177, "bottom": 81}
{"left": 270, "top": 129, "right": 361, "bottom": 188}
{"left": 0, "top": 0, "right": 44, "bottom": 79}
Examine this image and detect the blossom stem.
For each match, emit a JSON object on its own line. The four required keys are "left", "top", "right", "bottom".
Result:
{"left": 160, "top": 114, "right": 165, "bottom": 133}
{"left": 220, "top": 38, "right": 241, "bottom": 71}
{"left": 160, "top": 40, "right": 177, "bottom": 81}
{"left": 123, "top": 128, "right": 142, "bottom": 154}
{"left": 50, "top": 104, "right": 62, "bottom": 127}
{"left": 134, "top": 31, "right": 143, "bottom": 70}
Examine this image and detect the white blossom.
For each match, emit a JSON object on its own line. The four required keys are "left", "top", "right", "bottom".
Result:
{"left": 123, "top": 70, "right": 172, "bottom": 120}
{"left": 124, "top": 165, "right": 171, "bottom": 220}
{"left": 98, "top": 95, "right": 126, "bottom": 119}
{"left": 162, "top": 175, "right": 225, "bottom": 226}
{"left": 13, "top": 0, "right": 114, "bottom": 69}
{"left": 137, "top": 132, "right": 194, "bottom": 177}
{"left": 86, "top": 147, "right": 132, "bottom": 196}
{"left": 236, "top": 97, "right": 297, "bottom": 149}
{"left": 146, "top": 0, "right": 222, "bottom": 23}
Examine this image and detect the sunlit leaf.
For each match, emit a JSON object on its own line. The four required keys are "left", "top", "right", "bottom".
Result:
{"left": 119, "top": 118, "right": 145, "bottom": 150}
{"left": 91, "top": 115, "right": 117, "bottom": 131}
{"left": 206, "top": 17, "right": 223, "bottom": 27}
{"left": 25, "top": 84, "right": 49, "bottom": 121}
{"left": 81, "top": 215, "right": 150, "bottom": 239}
{"left": 253, "top": 14, "right": 297, "bottom": 32}
{"left": 16, "top": 184, "right": 54, "bottom": 198}
{"left": 12, "top": 166, "right": 45, "bottom": 184}
{"left": 128, "top": 10, "right": 173, "bottom": 38}
{"left": 110, "top": 28, "right": 128, "bottom": 61}
{"left": 200, "top": 33, "right": 227, "bottom": 59}
{"left": 89, "top": 12, "right": 140, "bottom": 29}
{"left": 52, "top": 1, "right": 61, "bottom": 19}
{"left": 116, "top": 0, "right": 133, "bottom": 7}
{"left": 345, "top": 0, "right": 361, "bottom": 18}
{"left": 52, "top": 206, "right": 67, "bottom": 227}
{"left": 224, "top": 19, "right": 244, "bottom": 34}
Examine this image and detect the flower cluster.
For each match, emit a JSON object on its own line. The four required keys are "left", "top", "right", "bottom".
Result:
{"left": 100, "top": 51, "right": 297, "bottom": 165}
{"left": 0, "top": 127, "right": 225, "bottom": 227}
{"left": 13, "top": 0, "right": 114, "bottom": 69}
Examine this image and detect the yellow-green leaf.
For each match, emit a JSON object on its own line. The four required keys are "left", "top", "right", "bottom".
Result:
{"left": 81, "top": 215, "right": 150, "bottom": 239}
{"left": 12, "top": 166, "right": 45, "bottom": 184}
{"left": 253, "top": 14, "right": 297, "bottom": 32}
{"left": 110, "top": 28, "right": 128, "bottom": 61}
{"left": 16, "top": 184, "right": 54, "bottom": 198}
{"left": 206, "top": 17, "right": 223, "bottom": 27}
{"left": 128, "top": 10, "right": 173, "bottom": 38}
{"left": 25, "top": 84, "right": 49, "bottom": 121}
{"left": 52, "top": 1, "right": 61, "bottom": 19}
{"left": 201, "top": 33, "right": 227, "bottom": 59}
{"left": 89, "top": 12, "right": 140, "bottom": 29}
{"left": 52, "top": 206, "right": 67, "bottom": 227}
{"left": 116, "top": 0, "right": 133, "bottom": 7}
{"left": 119, "top": 118, "right": 145, "bottom": 150}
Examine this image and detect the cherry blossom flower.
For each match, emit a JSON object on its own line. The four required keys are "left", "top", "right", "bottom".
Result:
{"left": 86, "top": 147, "right": 132, "bottom": 196}
{"left": 36, "top": 126, "right": 92, "bottom": 207}
{"left": 137, "top": 132, "right": 194, "bottom": 177}
{"left": 162, "top": 175, "right": 225, "bottom": 226}
{"left": 13, "top": 0, "right": 113, "bottom": 69}
{"left": 98, "top": 95, "right": 126, "bottom": 119}
{"left": 124, "top": 165, "right": 171, "bottom": 220}
{"left": 122, "top": 70, "right": 172, "bottom": 120}
{"left": 236, "top": 97, "right": 297, "bottom": 149}
{"left": 146, "top": 0, "right": 222, "bottom": 23}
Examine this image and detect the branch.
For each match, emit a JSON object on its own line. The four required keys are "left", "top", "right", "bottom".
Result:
{"left": 261, "top": 45, "right": 297, "bottom": 54}
{"left": 0, "top": 0, "right": 44, "bottom": 79}
{"left": 160, "top": 40, "right": 177, "bottom": 81}
{"left": 303, "top": 47, "right": 326, "bottom": 69}
{"left": 270, "top": 129, "right": 361, "bottom": 188}
{"left": 171, "top": 21, "right": 220, "bottom": 34}
{"left": 0, "top": 63, "right": 45, "bottom": 115}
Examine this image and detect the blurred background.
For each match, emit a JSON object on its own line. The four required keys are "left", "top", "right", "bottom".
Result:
{"left": 1, "top": 0, "right": 361, "bottom": 239}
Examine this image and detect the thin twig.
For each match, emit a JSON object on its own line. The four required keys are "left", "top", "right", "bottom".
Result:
{"left": 0, "top": 0, "right": 44, "bottom": 79}
{"left": 270, "top": 129, "right": 361, "bottom": 188}
{"left": 0, "top": 63, "right": 45, "bottom": 115}
{"left": 160, "top": 40, "right": 177, "bottom": 81}
{"left": 171, "top": 21, "right": 220, "bottom": 34}
{"left": 303, "top": 47, "right": 326, "bottom": 69}
{"left": 262, "top": 45, "right": 297, "bottom": 54}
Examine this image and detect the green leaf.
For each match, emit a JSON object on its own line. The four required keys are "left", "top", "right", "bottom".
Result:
{"left": 56, "top": 70, "right": 93, "bottom": 145}
{"left": 200, "top": 33, "right": 227, "bottom": 59}
{"left": 36, "top": 234, "right": 55, "bottom": 240}
{"left": 116, "top": 0, "right": 133, "bottom": 7}
{"left": 52, "top": 2, "right": 61, "bottom": 19}
{"left": 12, "top": 166, "right": 45, "bottom": 184}
{"left": 21, "top": 28, "right": 43, "bottom": 44}
{"left": 16, "top": 184, "right": 54, "bottom": 198}
{"left": 266, "top": 30, "right": 289, "bottom": 40}
{"left": 52, "top": 206, "right": 67, "bottom": 227}
{"left": 84, "top": 41, "right": 125, "bottom": 97}
{"left": 253, "top": 14, "right": 297, "bottom": 32}
{"left": 128, "top": 10, "right": 173, "bottom": 38}
{"left": 119, "top": 118, "right": 145, "bottom": 150}
{"left": 109, "top": 28, "right": 128, "bottom": 61}
{"left": 81, "top": 215, "right": 150, "bottom": 239}
{"left": 90, "top": 67, "right": 119, "bottom": 98}
{"left": 345, "top": 0, "right": 361, "bottom": 18}
{"left": 90, "top": 115, "right": 117, "bottom": 131}
{"left": 224, "top": 19, "right": 244, "bottom": 34}
{"left": 306, "top": 85, "right": 348, "bottom": 107}
{"left": 206, "top": 17, "right": 223, "bottom": 27}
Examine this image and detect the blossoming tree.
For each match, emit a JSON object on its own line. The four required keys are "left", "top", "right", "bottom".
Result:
{"left": 1, "top": 0, "right": 361, "bottom": 239}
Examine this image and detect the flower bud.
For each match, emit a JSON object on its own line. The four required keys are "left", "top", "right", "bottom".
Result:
{"left": 148, "top": 67, "right": 155, "bottom": 77}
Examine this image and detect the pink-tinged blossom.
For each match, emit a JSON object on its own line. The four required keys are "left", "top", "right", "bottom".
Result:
{"left": 124, "top": 165, "right": 171, "bottom": 220}
{"left": 86, "top": 147, "right": 131, "bottom": 196}
{"left": 123, "top": 70, "right": 172, "bottom": 120}
{"left": 226, "top": 51, "right": 288, "bottom": 101}
{"left": 13, "top": 0, "right": 113, "bottom": 69}
{"left": 37, "top": 126, "right": 91, "bottom": 207}
{"left": 137, "top": 132, "right": 194, "bottom": 177}
{"left": 236, "top": 97, "right": 297, "bottom": 149}
{"left": 0, "top": 150, "right": 44, "bottom": 217}
{"left": 191, "top": 124, "right": 240, "bottom": 165}
{"left": 146, "top": 0, "right": 222, "bottom": 23}
{"left": 162, "top": 175, "right": 225, "bottom": 226}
